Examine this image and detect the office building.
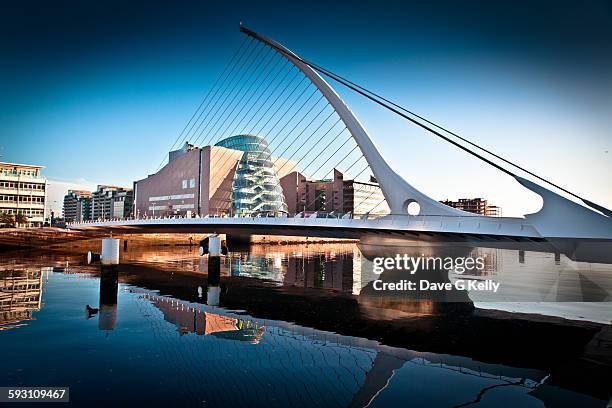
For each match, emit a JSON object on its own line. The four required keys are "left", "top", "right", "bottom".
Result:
{"left": 440, "top": 198, "right": 502, "bottom": 217}
{"left": 134, "top": 135, "right": 388, "bottom": 219}
{"left": 91, "top": 185, "right": 133, "bottom": 220}
{"left": 63, "top": 190, "right": 92, "bottom": 222}
{"left": 134, "top": 136, "right": 294, "bottom": 217}
{"left": 0, "top": 162, "right": 47, "bottom": 227}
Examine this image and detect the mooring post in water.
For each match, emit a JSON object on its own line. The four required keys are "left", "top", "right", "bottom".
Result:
{"left": 98, "top": 234, "right": 120, "bottom": 330}
{"left": 207, "top": 234, "right": 221, "bottom": 306}
{"left": 101, "top": 237, "right": 120, "bottom": 266}
{"left": 98, "top": 265, "right": 118, "bottom": 331}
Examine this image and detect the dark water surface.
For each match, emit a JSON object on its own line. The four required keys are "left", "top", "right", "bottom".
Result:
{"left": 1, "top": 244, "right": 610, "bottom": 407}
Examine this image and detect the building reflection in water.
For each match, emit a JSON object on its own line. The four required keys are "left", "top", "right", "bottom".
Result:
{"left": 118, "top": 240, "right": 611, "bottom": 317}
{"left": 142, "top": 293, "right": 265, "bottom": 344}
{"left": 229, "top": 243, "right": 361, "bottom": 293}
{"left": 0, "top": 269, "right": 44, "bottom": 331}
{"left": 126, "top": 291, "right": 575, "bottom": 408}
{"left": 0, "top": 253, "right": 608, "bottom": 406}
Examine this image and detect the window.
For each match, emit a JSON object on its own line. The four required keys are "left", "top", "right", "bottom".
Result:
{"left": 182, "top": 180, "right": 188, "bottom": 189}
{"left": 189, "top": 178, "right": 195, "bottom": 188}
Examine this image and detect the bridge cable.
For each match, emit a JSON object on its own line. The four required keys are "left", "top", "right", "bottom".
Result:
{"left": 207, "top": 83, "right": 320, "bottom": 188}
{"left": 233, "top": 85, "right": 319, "bottom": 165}
{"left": 172, "top": 37, "right": 257, "bottom": 153}
{"left": 307, "top": 59, "right": 612, "bottom": 216}
{"left": 212, "top": 53, "right": 288, "bottom": 144}
{"left": 146, "top": 41, "right": 267, "bottom": 216}
{"left": 194, "top": 44, "right": 273, "bottom": 148}
{"left": 154, "top": 36, "right": 251, "bottom": 172}
{"left": 275, "top": 121, "right": 345, "bottom": 177}
{"left": 174, "top": 38, "right": 261, "bottom": 152}
{"left": 263, "top": 95, "right": 327, "bottom": 159}
{"left": 216, "top": 86, "right": 319, "bottom": 193}
{"left": 200, "top": 59, "right": 302, "bottom": 200}
{"left": 201, "top": 74, "right": 323, "bottom": 211}
{"left": 228, "top": 62, "right": 297, "bottom": 138}
{"left": 244, "top": 28, "right": 611, "bottom": 216}
{"left": 206, "top": 71, "right": 309, "bottom": 191}
{"left": 311, "top": 162, "right": 378, "bottom": 217}
{"left": 246, "top": 76, "right": 309, "bottom": 136}
{"left": 301, "top": 149, "right": 365, "bottom": 213}
{"left": 299, "top": 127, "right": 349, "bottom": 175}
{"left": 271, "top": 108, "right": 337, "bottom": 171}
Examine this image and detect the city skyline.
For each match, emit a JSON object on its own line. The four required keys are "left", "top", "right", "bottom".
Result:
{"left": 2, "top": 1, "right": 611, "bottom": 217}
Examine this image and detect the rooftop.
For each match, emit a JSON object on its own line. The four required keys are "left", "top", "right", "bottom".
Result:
{"left": 0, "top": 161, "right": 45, "bottom": 170}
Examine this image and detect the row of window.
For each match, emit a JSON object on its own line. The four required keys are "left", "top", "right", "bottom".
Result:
{"left": 0, "top": 181, "right": 45, "bottom": 190}
{"left": 0, "top": 169, "right": 40, "bottom": 177}
{"left": 0, "top": 195, "right": 45, "bottom": 203}
{"left": 0, "top": 209, "right": 44, "bottom": 216}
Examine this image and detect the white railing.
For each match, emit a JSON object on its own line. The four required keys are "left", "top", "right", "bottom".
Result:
{"left": 66, "top": 212, "right": 538, "bottom": 238}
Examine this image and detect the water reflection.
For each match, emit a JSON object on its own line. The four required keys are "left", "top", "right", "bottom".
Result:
{"left": 0, "top": 253, "right": 609, "bottom": 406}
{"left": 99, "top": 267, "right": 119, "bottom": 331}
{"left": 123, "top": 292, "right": 556, "bottom": 407}
{"left": 109, "top": 240, "right": 612, "bottom": 323}
{"left": 0, "top": 269, "right": 44, "bottom": 331}
{"left": 83, "top": 267, "right": 119, "bottom": 331}
{"left": 143, "top": 294, "right": 265, "bottom": 343}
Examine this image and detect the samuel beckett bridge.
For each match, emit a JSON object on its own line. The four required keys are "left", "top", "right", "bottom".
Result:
{"left": 68, "top": 24, "right": 612, "bottom": 245}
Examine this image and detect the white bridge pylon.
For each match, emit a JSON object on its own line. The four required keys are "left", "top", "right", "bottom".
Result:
{"left": 239, "top": 25, "right": 612, "bottom": 240}
{"left": 240, "top": 26, "right": 464, "bottom": 218}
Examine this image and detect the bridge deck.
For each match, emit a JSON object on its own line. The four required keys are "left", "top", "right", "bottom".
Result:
{"left": 67, "top": 215, "right": 542, "bottom": 241}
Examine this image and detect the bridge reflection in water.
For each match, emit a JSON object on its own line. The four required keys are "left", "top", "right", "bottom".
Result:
{"left": 127, "top": 290, "right": 549, "bottom": 408}
{"left": 118, "top": 241, "right": 612, "bottom": 311}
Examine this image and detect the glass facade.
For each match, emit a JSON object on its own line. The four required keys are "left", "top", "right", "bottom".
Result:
{"left": 215, "top": 135, "right": 288, "bottom": 216}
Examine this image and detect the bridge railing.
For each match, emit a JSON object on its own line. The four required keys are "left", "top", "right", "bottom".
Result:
{"left": 66, "top": 212, "right": 536, "bottom": 238}
{"left": 67, "top": 211, "right": 514, "bottom": 225}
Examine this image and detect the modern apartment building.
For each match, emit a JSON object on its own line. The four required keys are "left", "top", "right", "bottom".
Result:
{"left": 0, "top": 162, "right": 47, "bottom": 227}
{"left": 440, "top": 198, "right": 502, "bottom": 217}
{"left": 63, "top": 190, "right": 92, "bottom": 222}
{"left": 91, "top": 185, "right": 133, "bottom": 220}
{"left": 280, "top": 169, "right": 389, "bottom": 217}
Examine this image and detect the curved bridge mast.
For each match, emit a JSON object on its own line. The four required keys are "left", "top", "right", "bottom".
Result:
{"left": 240, "top": 24, "right": 612, "bottom": 240}
{"left": 240, "top": 25, "right": 467, "bottom": 217}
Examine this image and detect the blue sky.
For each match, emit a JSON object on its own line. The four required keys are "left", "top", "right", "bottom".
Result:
{"left": 2, "top": 1, "right": 610, "bottom": 216}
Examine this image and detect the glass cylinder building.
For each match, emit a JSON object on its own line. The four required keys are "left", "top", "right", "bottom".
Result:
{"left": 215, "top": 135, "right": 288, "bottom": 216}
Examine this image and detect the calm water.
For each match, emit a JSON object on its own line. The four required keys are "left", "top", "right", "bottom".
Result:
{"left": 1, "top": 243, "right": 610, "bottom": 407}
